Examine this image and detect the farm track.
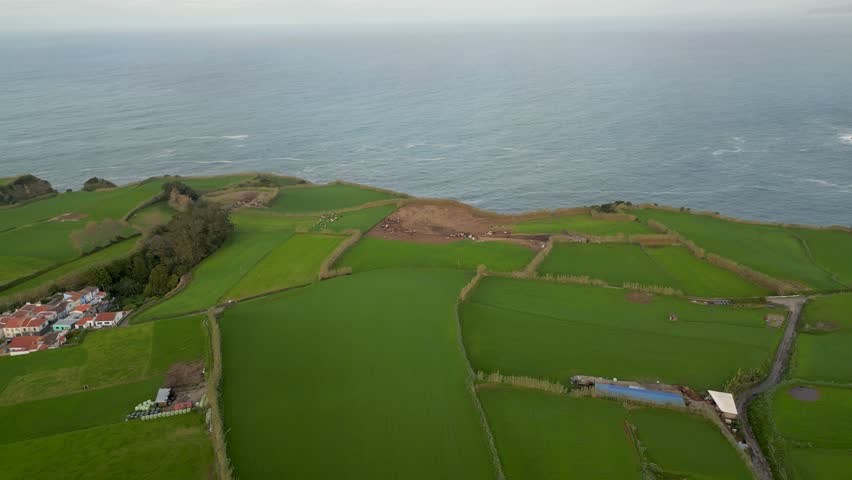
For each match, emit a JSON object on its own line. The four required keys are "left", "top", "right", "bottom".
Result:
{"left": 736, "top": 296, "right": 807, "bottom": 480}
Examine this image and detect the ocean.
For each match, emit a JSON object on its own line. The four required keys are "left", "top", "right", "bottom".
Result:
{"left": 1, "top": 19, "right": 851, "bottom": 225}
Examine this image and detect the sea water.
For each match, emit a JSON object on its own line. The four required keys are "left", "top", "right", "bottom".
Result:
{"left": 1, "top": 19, "right": 851, "bottom": 225}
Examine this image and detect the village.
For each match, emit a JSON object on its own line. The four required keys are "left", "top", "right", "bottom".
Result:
{"left": 0, "top": 286, "right": 127, "bottom": 356}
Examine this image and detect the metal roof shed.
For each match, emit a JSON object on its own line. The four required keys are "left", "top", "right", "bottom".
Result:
{"left": 708, "top": 390, "right": 738, "bottom": 418}
{"left": 155, "top": 388, "right": 172, "bottom": 406}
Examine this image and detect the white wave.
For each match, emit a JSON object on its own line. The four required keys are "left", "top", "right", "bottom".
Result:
{"left": 712, "top": 147, "right": 743, "bottom": 156}
{"left": 193, "top": 160, "right": 233, "bottom": 165}
{"left": 222, "top": 135, "right": 249, "bottom": 140}
{"left": 801, "top": 178, "right": 852, "bottom": 189}
{"left": 839, "top": 134, "right": 852, "bottom": 145}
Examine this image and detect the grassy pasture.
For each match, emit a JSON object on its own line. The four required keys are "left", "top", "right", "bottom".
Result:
{"left": 0, "top": 237, "right": 139, "bottom": 300}
{"left": 479, "top": 388, "right": 640, "bottom": 479}
{"left": 630, "top": 408, "right": 751, "bottom": 479}
{"left": 791, "top": 228, "right": 852, "bottom": 287}
{"left": 338, "top": 237, "right": 536, "bottom": 273}
{"left": 510, "top": 214, "right": 653, "bottom": 235}
{"left": 224, "top": 233, "right": 344, "bottom": 299}
{"left": 788, "top": 447, "right": 852, "bottom": 480}
{"left": 312, "top": 203, "right": 398, "bottom": 232}
{"left": 0, "top": 315, "right": 204, "bottom": 405}
{"left": 231, "top": 208, "right": 318, "bottom": 232}
{"left": 128, "top": 200, "right": 174, "bottom": 230}
{"left": 539, "top": 243, "right": 767, "bottom": 297}
{"left": 792, "top": 294, "right": 852, "bottom": 382}
{"left": 0, "top": 378, "right": 162, "bottom": 444}
{"left": 270, "top": 183, "right": 400, "bottom": 214}
{"left": 220, "top": 269, "right": 495, "bottom": 479}
{"left": 461, "top": 276, "right": 779, "bottom": 389}
{"left": 178, "top": 174, "right": 258, "bottom": 192}
{"left": 0, "top": 415, "right": 213, "bottom": 480}
{"left": 772, "top": 385, "right": 852, "bottom": 449}
{"left": 133, "top": 228, "right": 293, "bottom": 322}
{"left": 632, "top": 209, "right": 841, "bottom": 291}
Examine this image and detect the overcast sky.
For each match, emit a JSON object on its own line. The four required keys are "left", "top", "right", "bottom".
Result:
{"left": 0, "top": 0, "right": 844, "bottom": 30}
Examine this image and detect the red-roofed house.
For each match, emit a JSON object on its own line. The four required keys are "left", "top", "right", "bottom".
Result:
{"left": 74, "top": 316, "right": 95, "bottom": 329}
{"left": 63, "top": 292, "right": 84, "bottom": 308}
{"left": 70, "top": 304, "right": 93, "bottom": 317}
{"left": 8, "top": 336, "right": 44, "bottom": 356}
{"left": 93, "top": 311, "right": 125, "bottom": 328}
{"left": 2, "top": 317, "right": 49, "bottom": 338}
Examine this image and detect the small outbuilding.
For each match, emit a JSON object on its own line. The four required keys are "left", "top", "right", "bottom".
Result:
{"left": 708, "top": 390, "right": 738, "bottom": 419}
{"left": 154, "top": 388, "right": 172, "bottom": 406}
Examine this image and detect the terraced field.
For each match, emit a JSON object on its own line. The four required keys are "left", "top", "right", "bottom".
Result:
{"left": 461, "top": 276, "right": 779, "bottom": 390}
{"left": 220, "top": 269, "right": 495, "bottom": 479}
{"left": 338, "top": 237, "right": 536, "bottom": 273}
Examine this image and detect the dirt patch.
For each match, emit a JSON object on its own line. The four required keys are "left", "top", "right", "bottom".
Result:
{"left": 205, "top": 188, "right": 276, "bottom": 208}
{"left": 802, "top": 321, "right": 840, "bottom": 333}
{"left": 626, "top": 291, "right": 653, "bottom": 304}
{"left": 164, "top": 361, "right": 205, "bottom": 389}
{"left": 367, "top": 202, "right": 546, "bottom": 248}
{"left": 789, "top": 386, "right": 821, "bottom": 402}
{"left": 49, "top": 212, "right": 87, "bottom": 222}
{"left": 765, "top": 313, "right": 786, "bottom": 328}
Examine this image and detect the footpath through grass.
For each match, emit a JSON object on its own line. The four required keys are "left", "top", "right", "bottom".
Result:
{"left": 0, "top": 415, "right": 213, "bottom": 480}
{"left": 338, "top": 237, "right": 536, "bottom": 273}
{"left": 461, "top": 276, "right": 779, "bottom": 390}
{"left": 220, "top": 269, "right": 495, "bottom": 479}
{"left": 270, "top": 183, "right": 400, "bottom": 214}
{"left": 539, "top": 243, "right": 767, "bottom": 297}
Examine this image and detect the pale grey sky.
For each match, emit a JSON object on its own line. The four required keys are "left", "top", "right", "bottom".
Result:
{"left": 0, "top": 0, "right": 842, "bottom": 30}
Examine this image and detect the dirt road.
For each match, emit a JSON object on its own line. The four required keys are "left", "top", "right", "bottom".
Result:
{"left": 736, "top": 296, "right": 807, "bottom": 480}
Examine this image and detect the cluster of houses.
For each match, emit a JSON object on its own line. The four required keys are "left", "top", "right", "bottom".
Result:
{"left": 0, "top": 286, "right": 127, "bottom": 356}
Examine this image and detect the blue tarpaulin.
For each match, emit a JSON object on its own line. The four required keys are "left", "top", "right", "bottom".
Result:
{"left": 595, "top": 383, "right": 685, "bottom": 407}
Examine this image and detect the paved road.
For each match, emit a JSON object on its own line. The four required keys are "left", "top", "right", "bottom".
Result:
{"left": 736, "top": 296, "right": 807, "bottom": 480}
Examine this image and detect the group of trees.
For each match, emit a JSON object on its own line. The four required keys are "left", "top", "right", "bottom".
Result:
{"left": 0, "top": 174, "right": 56, "bottom": 205}
{"left": 82, "top": 177, "right": 117, "bottom": 191}
{"left": 80, "top": 182, "right": 232, "bottom": 308}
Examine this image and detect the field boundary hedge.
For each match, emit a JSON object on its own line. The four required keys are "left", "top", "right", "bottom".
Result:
{"left": 633, "top": 204, "right": 852, "bottom": 232}
{"left": 321, "top": 230, "right": 362, "bottom": 279}
{"left": 454, "top": 273, "right": 506, "bottom": 480}
{"left": 125, "top": 272, "right": 193, "bottom": 324}
{"left": 205, "top": 309, "right": 234, "bottom": 480}
{"left": 475, "top": 371, "right": 569, "bottom": 395}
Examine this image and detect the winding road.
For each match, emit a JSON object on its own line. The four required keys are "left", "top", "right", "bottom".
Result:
{"left": 736, "top": 296, "right": 808, "bottom": 480}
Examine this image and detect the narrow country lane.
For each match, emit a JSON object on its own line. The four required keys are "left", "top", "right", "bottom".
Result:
{"left": 736, "top": 296, "right": 808, "bottom": 480}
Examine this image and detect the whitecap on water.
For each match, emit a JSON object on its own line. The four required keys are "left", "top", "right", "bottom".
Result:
{"left": 839, "top": 134, "right": 852, "bottom": 145}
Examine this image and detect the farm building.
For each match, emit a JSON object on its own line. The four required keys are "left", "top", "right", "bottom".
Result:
{"left": 707, "top": 390, "right": 738, "bottom": 419}
{"left": 595, "top": 383, "right": 686, "bottom": 407}
{"left": 155, "top": 388, "right": 172, "bottom": 406}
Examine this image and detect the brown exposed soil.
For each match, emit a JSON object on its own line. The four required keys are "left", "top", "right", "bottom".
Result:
{"left": 206, "top": 188, "right": 276, "bottom": 208}
{"left": 49, "top": 212, "right": 87, "bottom": 222}
{"left": 788, "top": 385, "right": 820, "bottom": 402}
{"left": 625, "top": 291, "right": 653, "bottom": 304}
{"left": 164, "top": 361, "right": 205, "bottom": 389}
{"left": 367, "top": 202, "right": 546, "bottom": 248}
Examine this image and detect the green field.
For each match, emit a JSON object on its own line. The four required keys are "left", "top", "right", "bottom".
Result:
{"left": 0, "top": 315, "right": 205, "bottom": 405}
{"left": 772, "top": 385, "right": 852, "bottom": 449}
{"left": 539, "top": 243, "right": 767, "bottom": 297}
{"left": 630, "top": 408, "right": 751, "bottom": 479}
{"left": 791, "top": 228, "right": 852, "bottom": 287}
{"left": 632, "top": 208, "right": 842, "bottom": 291}
{"left": 0, "top": 378, "right": 162, "bottom": 444}
{"left": 270, "top": 183, "right": 400, "bottom": 214}
{"left": 311, "top": 203, "right": 398, "bottom": 232}
{"left": 221, "top": 269, "right": 495, "bottom": 479}
{"left": 339, "top": 237, "right": 536, "bottom": 273}
{"left": 788, "top": 447, "right": 852, "bottom": 480}
{"left": 510, "top": 213, "right": 653, "bottom": 235}
{"left": 128, "top": 200, "right": 175, "bottom": 230}
{"left": 224, "top": 233, "right": 344, "bottom": 299}
{"left": 792, "top": 294, "right": 852, "bottom": 382}
{"left": 0, "top": 415, "right": 213, "bottom": 480}
{"left": 178, "top": 174, "right": 259, "bottom": 192}
{"left": 479, "top": 388, "right": 640, "bottom": 479}
{"left": 0, "top": 237, "right": 139, "bottom": 300}
{"left": 461, "top": 276, "right": 779, "bottom": 389}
